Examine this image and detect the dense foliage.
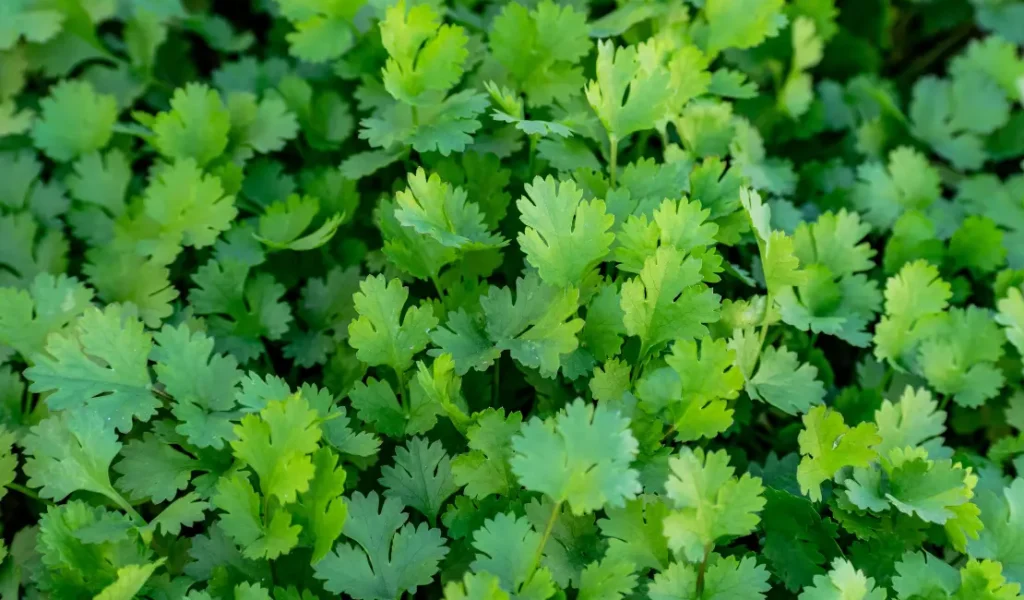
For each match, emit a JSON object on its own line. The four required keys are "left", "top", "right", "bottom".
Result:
{"left": 1, "top": 0, "right": 1024, "bottom": 598}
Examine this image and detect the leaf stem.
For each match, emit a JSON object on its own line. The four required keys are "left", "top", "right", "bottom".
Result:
{"left": 396, "top": 368, "right": 409, "bottom": 412}
{"left": 528, "top": 134, "right": 539, "bottom": 179}
{"left": 106, "top": 486, "right": 146, "bottom": 525}
{"left": 527, "top": 499, "right": 562, "bottom": 582}
{"left": 8, "top": 483, "right": 47, "bottom": 503}
{"left": 695, "top": 544, "right": 712, "bottom": 597}
{"left": 608, "top": 135, "right": 619, "bottom": 187}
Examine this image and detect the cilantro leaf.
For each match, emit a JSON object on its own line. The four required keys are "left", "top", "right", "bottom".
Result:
{"left": 380, "top": 1, "right": 468, "bottom": 106}
{"left": 621, "top": 246, "right": 720, "bottom": 360}
{"left": 31, "top": 80, "right": 117, "bottom": 162}
{"left": 395, "top": 169, "right": 504, "bottom": 251}
{"left": 152, "top": 83, "right": 231, "bottom": 166}
{"left": 212, "top": 472, "right": 301, "bottom": 560}
{"left": 489, "top": 1, "right": 591, "bottom": 107}
{"left": 470, "top": 512, "right": 557, "bottom": 600}
{"left": 744, "top": 345, "right": 826, "bottom": 416}
{"left": 292, "top": 447, "right": 348, "bottom": 563}
{"left": 25, "top": 304, "right": 157, "bottom": 433}
{"left": 648, "top": 554, "right": 770, "bottom": 600}
{"left": 663, "top": 448, "right": 765, "bottom": 562}
{"left": 0, "top": 272, "right": 93, "bottom": 360}
{"left": 0, "top": 1, "right": 63, "bottom": 50}
{"left": 255, "top": 194, "right": 342, "bottom": 251}
{"left": 275, "top": 0, "right": 365, "bottom": 63}
{"left": 23, "top": 410, "right": 124, "bottom": 504}
{"left": 517, "top": 176, "right": 614, "bottom": 288}
{"left": 313, "top": 491, "right": 449, "bottom": 600}
{"left": 586, "top": 41, "right": 672, "bottom": 143}
{"left": 799, "top": 558, "right": 886, "bottom": 600}
{"left": 380, "top": 437, "right": 458, "bottom": 524}
{"left": 597, "top": 497, "right": 670, "bottom": 571}
{"left": 152, "top": 324, "right": 242, "bottom": 449}
{"left": 452, "top": 409, "right": 522, "bottom": 499}
{"left": 190, "top": 259, "right": 293, "bottom": 363}
{"left": 231, "top": 393, "right": 322, "bottom": 504}
{"left": 797, "top": 406, "right": 880, "bottom": 502}
{"left": 511, "top": 399, "right": 641, "bottom": 514}
{"left": 349, "top": 275, "right": 438, "bottom": 374}
{"left": 703, "top": 0, "right": 785, "bottom": 56}
{"left": 481, "top": 272, "right": 584, "bottom": 378}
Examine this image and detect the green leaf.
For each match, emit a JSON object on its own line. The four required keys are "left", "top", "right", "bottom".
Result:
{"left": 0, "top": 426, "right": 16, "bottom": 501}
{"left": 380, "top": 437, "right": 458, "bottom": 523}
{"left": 489, "top": 1, "right": 591, "bottom": 107}
{"left": 94, "top": 559, "right": 165, "bottom": 600}
{"left": 147, "top": 492, "right": 210, "bottom": 536}
{"left": 761, "top": 488, "right": 842, "bottom": 591}
{"left": 481, "top": 272, "right": 584, "bottom": 378}
{"left": 517, "top": 176, "right": 614, "bottom": 288}
{"left": 190, "top": 259, "right": 293, "bottom": 363}
{"left": 313, "top": 491, "right": 449, "bottom": 600}
{"left": 22, "top": 410, "right": 123, "bottom": 503}
{"left": 452, "top": 409, "right": 522, "bottom": 499}
{"left": 745, "top": 346, "right": 825, "bottom": 416}
{"left": 874, "top": 386, "right": 947, "bottom": 457}
{"left": 703, "top": 0, "right": 786, "bottom": 56}
{"left": 226, "top": 92, "right": 299, "bottom": 155}
{"left": 512, "top": 399, "right": 641, "bottom": 514}
{"left": 998, "top": 288, "right": 1024, "bottom": 362}
{"left": 798, "top": 558, "right": 887, "bottom": 600}
{"left": 139, "top": 158, "right": 238, "bottom": 263}
{"left": 31, "top": 80, "right": 117, "bottom": 162}
{"left": 212, "top": 473, "right": 301, "bottom": 560}
{"left": 276, "top": 0, "right": 365, "bottom": 62}
{"left": 0, "top": 1, "right": 63, "bottom": 50}
{"left": 663, "top": 448, "right": 765, "bottom": 562}
{"left": 621, "top": 246, "right": 720, "bottom": 359}
{"left": 0, "top": 272, "right": 93, "bottom": 360}
{"left": 445, "top": 572, "right": 510, "bottom": 600}
{"left": 648, "top": 554, "right": 770, "bottom": 600}
{"left": 797, "top": 406, "right": 880, "bottom": 502}
{"left": 152, "top": 83, "right": 231, "bottom": 166}
{"left": 597, "top": 497, "right": 671, "bottom": 571}
{"left": 113, "top": 433, "right": 197, "bottom": 503}
{"left": 395, "top": 169, "right": 504, "bottom": 250}
{"left": 578, "top": 558, "right": 636, "bottom": 600}
{"left": 471, "top": 512, "right": 556, "bottom": 600}
{"left": 585, "top": 41, "right": 672, "bottom": 141}
{"left": 349, "top": 275, "right": 438, "bottom": 374}
{"left": 255, "top": 194, "right": 342, "bottom": 251}
{"left": 231, "top": 393, "right": 322, "bottom": 503}
{"left": 152, "top": 324, "right": 242, "bottom": 449}
{"left": 380, "top": 1, "right": 468, "bottom": 105}
{"left": 25, "top": 304, "right": 157, "bottom": 433}
{"left": 292, "top": 447, "right": 348, "bottom": 563}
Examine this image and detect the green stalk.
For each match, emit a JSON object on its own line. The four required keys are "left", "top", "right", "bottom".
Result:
{"left": 608, "top": 135, "right": 618, "bottom": 187}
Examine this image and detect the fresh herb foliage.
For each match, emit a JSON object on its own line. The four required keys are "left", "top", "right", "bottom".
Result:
{"left": 0, "top": 0, "right": 1023, "bottom": 599}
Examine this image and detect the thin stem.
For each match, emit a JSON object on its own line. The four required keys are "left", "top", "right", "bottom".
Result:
{"left": 430, "top": 273, "right": 446, "bottom": 311}
{"left": 695, "top": 544, "right": 712, "bottom": 597}
{"left": 396, "top": 368, "right": 409, "bottom": 411}
{"left": 608, "top": 135, "right": 618, "bottom": 187}
{"left": 8, "top": 483, "right": 47, "bottom": 503}
{"left": 898, "top": 22, "right": 974, "bottom": 84}
{"left": 106, "top": 487, "right": 145, "bottom": 525}
{"left": 527, "top": 135, "right": 539, "bottom": 179}
{"left": 527, "top": 499, "right": 563, "bottom": 582}
{"left": 756, "top": 292, "right": 774, "bottom": 356}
